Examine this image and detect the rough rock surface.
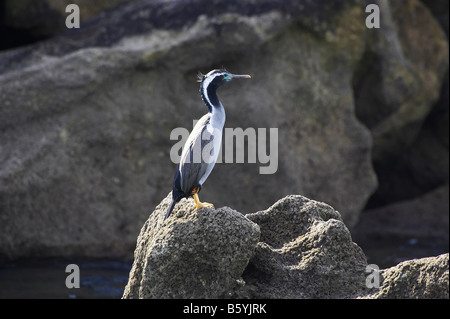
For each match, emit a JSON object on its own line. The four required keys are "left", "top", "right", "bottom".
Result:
{"left": 239, "top": 195, "right": 368, "bottom": 298}
{"left": 124, "top": 194, "right": 449, "bottom": 299}
{"left": 363, "top": 253, "right": 449, "bottom": 299}
{"left": 123, "top": 194, "right": 369, "bottom": 299}
{"left": 122, "top": 192, "right": 261, "bottom": 299}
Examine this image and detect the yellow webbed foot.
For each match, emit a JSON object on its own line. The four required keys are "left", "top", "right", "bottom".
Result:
{"left": 195, "top": 201, "right": 214, "bottom": 209}
{"left": 193, "top": 193, "right": 215, "bottom": 209}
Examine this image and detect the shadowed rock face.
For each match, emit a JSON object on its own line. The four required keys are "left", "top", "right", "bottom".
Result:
{"left": 123, "top": 194, "right": 449, "bottom": 299}
{"left": 0, "top": 0, "right": 447, "bottom": 260}
{"left": 0, "top": 0, "right": 352, "bottom": 56}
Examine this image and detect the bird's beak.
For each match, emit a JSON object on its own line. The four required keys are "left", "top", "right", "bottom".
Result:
{"left": 231, "top": 74, "right": 251, "bottom": 79}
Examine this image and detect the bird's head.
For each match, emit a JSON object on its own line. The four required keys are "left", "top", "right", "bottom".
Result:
{"left": 197, "top": 69, "right": 251, "bottom": 88}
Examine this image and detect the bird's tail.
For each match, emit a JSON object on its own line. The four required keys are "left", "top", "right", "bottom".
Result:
{"left": 164, "top": 199, "right": 177, "bottom": 220}
{"left": 164, "top": 191, "right": 184, "bottom": 220}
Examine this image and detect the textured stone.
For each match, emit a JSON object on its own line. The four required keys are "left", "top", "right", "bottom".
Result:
{"left": 240, "top": 195, "right": 368, "bottom": 298}
{"left": 122, "top": 192, "right": 260, "bottom": 299}
{"left": 124, "top": 194, "right": 448, "bottom": 299}
{"left": 363, "top": 253, "right": 449, "bottom": 299}
{"left": 124, "top": 194, "right": 369, "bottom": 299}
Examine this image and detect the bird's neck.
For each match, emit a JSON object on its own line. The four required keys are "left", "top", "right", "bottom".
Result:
{"left": 201, "top": 82, "right": 223, "bottom": 113}
{"left": 200, "top": 83, "right": 226, "bottom": 129}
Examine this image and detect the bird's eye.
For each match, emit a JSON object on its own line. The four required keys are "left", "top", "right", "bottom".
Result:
{"left": 224, "top": 74, "right": 232, "bottom": 81}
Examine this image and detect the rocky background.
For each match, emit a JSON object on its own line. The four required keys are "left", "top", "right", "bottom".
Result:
{"left": 0, "top": 0, "right": 448, "bottom": 297}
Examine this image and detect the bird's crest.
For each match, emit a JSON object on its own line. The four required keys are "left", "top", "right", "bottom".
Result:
{"left": 197, "top": 68, "right": 230, "bottom": 83}
{"left": 197, "top": 72, "right": 205, "bottom": 83}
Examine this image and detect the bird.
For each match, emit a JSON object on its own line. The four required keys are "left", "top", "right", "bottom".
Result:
{"left": 164, "top": 69, "right": 251, "bottom": 220}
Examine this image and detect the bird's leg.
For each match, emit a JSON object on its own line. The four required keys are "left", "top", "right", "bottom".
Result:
{"left": 192, "top": 188, "right": 214, "bottom": 209}
{"left": 193, "top": 193, "right": 214, "bottom": 209}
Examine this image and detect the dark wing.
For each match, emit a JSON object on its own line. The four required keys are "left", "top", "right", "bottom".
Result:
{"left": 178, "top": 115, "right": 215, "bottom": 194}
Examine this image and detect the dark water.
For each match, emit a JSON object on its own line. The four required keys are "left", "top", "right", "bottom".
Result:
{"left": 0, "top": 239, "right": 447, "bottom": 299}
{"left": 0, "top": 258, "right": 132, "bottom": 299}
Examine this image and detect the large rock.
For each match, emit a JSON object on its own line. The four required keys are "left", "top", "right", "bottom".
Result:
{"left": 354, "top": 0, "right": 449, "bottom": 208}
{"left": 363, "top": 253, "right": 449, "bottom": 299}
{"left": 239, "top": 195, "right": 368, "bottom": 298}
{"left": 123, "top": 194, "right": 369, "bottom": 299}
{"left": 354, "top": 0, "right": 448, "bottom": 160}
{"left": 0, "top": 0, "right": 378, "bottom": 260}
{"left": 123, "top": 194, "right": 449, "bottom": 299}
{"left": 122, "top": 193, "right": 261, "bottom": 299}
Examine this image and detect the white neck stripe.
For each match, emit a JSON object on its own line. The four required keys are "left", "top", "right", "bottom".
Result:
{"left": 201, "top": 73, "right": 225, "bottom": 108}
